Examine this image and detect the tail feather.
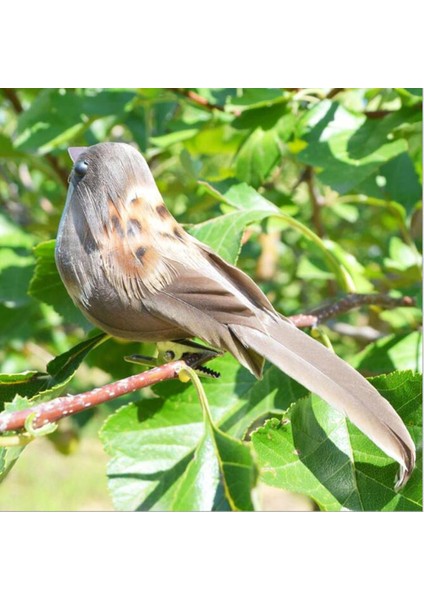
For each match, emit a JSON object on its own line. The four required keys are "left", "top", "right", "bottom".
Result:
{"left": 232, "top": 317, "right": 415, "bottom": 489}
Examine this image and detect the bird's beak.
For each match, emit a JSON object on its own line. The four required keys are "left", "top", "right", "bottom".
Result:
{"left": 68, "top": 147, "right": 87, "bottom": 163}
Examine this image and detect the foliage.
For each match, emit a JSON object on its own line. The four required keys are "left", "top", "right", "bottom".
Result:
{"left": 0, "top": 87, "right": 422, "bottom": 511}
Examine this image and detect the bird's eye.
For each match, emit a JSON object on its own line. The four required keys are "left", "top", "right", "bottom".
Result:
{"left": 74, "top": 160, "right": 88, "bottom": 178}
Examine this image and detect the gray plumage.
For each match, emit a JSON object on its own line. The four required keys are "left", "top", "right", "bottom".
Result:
{"left": 55, "top": 142, "right": 416, "bottom": 489}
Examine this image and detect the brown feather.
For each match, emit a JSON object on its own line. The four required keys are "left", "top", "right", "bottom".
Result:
{"left": 55, "top": 142, "right": 416, "bottom": 489}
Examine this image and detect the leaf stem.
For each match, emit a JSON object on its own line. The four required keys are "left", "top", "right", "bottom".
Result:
{"left": 275, "top": 211, "right": 356, "bottom": 293}
{"left": 177, "top": 364, "right": 214, "bottom": 423}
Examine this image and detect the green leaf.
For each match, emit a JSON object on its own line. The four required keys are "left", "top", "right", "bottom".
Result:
{"left": 30, "top": 332, "right": 108, "bottom": 404}
{"left": 301, "top": 133, "right": 407, "bottom": 195}
{"left": 235, "top": 127, "right": 282, "bottom": 187}
{"left": 0, "top": 211, "right": 36, "bottom": 248}
{"left": 0, "top": 135, "right": 61, "bottom": 181}
{"left": 0, "top": 248, "right": 34, "bottom": 308}
{"left": 385, "top": 237, "right": 421, "bottom": 270}
{"left": 15, "top": 89, "right": 87, "bottom": 152}
{"left": 0, "top": 333, "right": 107, "bottom": 410}
{"left": 185, "top": 124, "right": 243, "bottom": 158}
{"left": 297, "top": 99, "right": 361, "bottom": 141}
{"left": 208, "top": 423, "right": 256, "bottom": 510}
{"left": 402, "top": 88, "right": 422, "bottom": 98}
{"left": 171, "top": 425, "right": 220, "bottom": 510}
{"left": 353, "top": 332, "right": 422, "bottom": 375}
{"left": 329, "top": 202, "right": 360, "bottom": 223}
{"left": 252, "top": 371, "right": 422, "bottom": 511}
{"left": 227, "top": 89, "right": 286, "bottom": 110}
{"left": 190, "top": 182, "right": 279, "bottom": 264}
{"left": 2, "top": 394, "right": 33, "bottom": 413}
{"left": 322, "top": 240, "right": 375, "bottom": 292}
{"left": 196, "top": 181, "right": 356, "bottom": 291}
{"left": 81, "top": 89, "right": 136, "bottom": 117}
{"left": 346, "top": 108, "right": 419, "bottom": 159}
{"left": 235, "top": 113, "right": 295, "bottom": 187}
{"left": 28, "top": 240, "right": 91, "bottom": 329}
{"left": 158, "top": 354, "right": 307, "bottom": 439}
{"left": 298, "top": 100, "right": 410, "bottom": 194}
{"left": 15, "top": 88, "right": 136, "bottom": 153}
{"left": 378, "top": 306, "right": 422, "bottom": 330}
{"left": 100, "top": 353, "right": 304, "bottom": 511}
{"left": 172, "top": 417, "right": 256, "bottom": 511}
{"left": 386, "top": 153, "right": 422, "bottom": 205}
{"left": 45, "top": 333, "right": 108, "bottom": 390}
{"left": 189, "top": 208, "right": 276, "bottom": 264}
{"left": 0, "top": 212, "right": 36, "bottom": 311}
{"left": 151, "top": 127, "right": 200, "bottom": 148}
{"left": 0, "top": 333, "right": 107, "bottom": 480}
{"left": 0, "top": 444, "right": 28, "bottom": 484}
{"left": 0, "top": 371, "right": 49, "bottom": 410}
{"left": 0, "top": 397, "right": 37, "bottom": 481}
{"left": 85, "top": 337, "right": 145, "bottom": 382}
{"left": 220, "top": 181, "right": 281, "bottom": 213}
{"left": 296, "top": 255, "right": 334, "bottom": 281}
{"left": 100, "top": 396, "right": 204, "bottom": 511}
{"left": 231, "top": 101, "right": 289, "bottom": 130}
{"left": 0, "top": 133, "right": 23, "bottom": 158}
{"left": 178, "top": 365, "right": 256, "bottom": 511}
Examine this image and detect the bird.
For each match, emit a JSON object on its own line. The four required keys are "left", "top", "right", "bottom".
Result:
{"left": 55, "top": 141, "right": 416, "bottom": 489}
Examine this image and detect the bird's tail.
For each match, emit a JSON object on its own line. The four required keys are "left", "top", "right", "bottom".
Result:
{"left": 231, "top": 316, "right": 416, "bottom": 489}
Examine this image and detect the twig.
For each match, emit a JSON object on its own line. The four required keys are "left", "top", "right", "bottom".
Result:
{"left": 289, "top": 293, "right": 415, "bottom": 328}
{"left": 364, "top": 110, "right": 393, "bottom": 119}
{"left": 0, "top": 294, "right": 416, "bottom": 435}
{"left": 365, "top": 104, "right": 422, "bottom": 119}
{"left": 292, "top": 166, "right": 326, "bottom": 237}
{"left": 2, "top": 88, "right": 24, "bottom": 112}
{"left": 327, "top": 88, "right": 345, "bottom": 99}
{"left": 45, "top": 155, "right": 69, "bottom": 187}
{"left": 166, "top": 88, "right": 227, "bottom": 112}
{"left": 0, "top": 360, "right": 187, "bottom": 434}
{"left": 304, "top": 166, "right": 325, "bottom": 239}
{"left": 302, "top": 166, "right": 337, "bottom": 296}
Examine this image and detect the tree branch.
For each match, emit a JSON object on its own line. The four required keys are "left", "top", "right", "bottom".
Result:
{"left": 304, "top": 166, "right": 325, "bottom": 239}
{"left": 0, "top": 360, "right": 187, "bottom": 435}
{"left": 166, "top": 88, "right": 227, "bottom": 113}
{"left": 365, "top": 104, "right": 422, "bottom": 119}
{"left": 327, "top": 88, "right": 345, "bottom": 99}
{"left": 0, "top": 294, "right": 415, "bottom": 435}
{"left": 45, "top": 155, "right": 69, "bottom": 187}
{"left": 289, "top": 293, "right": 415, "bottom": 328}
{"left": 301, "top": 165, "right": 337, "bottom": 297}
{"left": 2, "top": 88, "right": 24, "bottom": 112}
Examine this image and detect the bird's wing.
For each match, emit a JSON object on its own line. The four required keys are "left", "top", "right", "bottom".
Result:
{"left": 140, "top": 245, "right": 415, "bottom": 488}
{"left": 141, "top": 257, "right": 267, "bottom": 376}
